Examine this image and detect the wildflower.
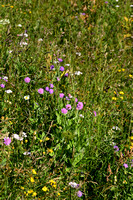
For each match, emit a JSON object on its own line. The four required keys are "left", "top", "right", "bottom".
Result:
{"left": 49, "top": 84, "right": 54, "bottom": 88}
{"left": 52, "top": 184, "right": 56, "bottom": 189}
{"left": 30, "top": 177, "right": 35, "bottom": 183}
{"left": 28, "top": 190, "right": 33, "bottom": 194}
{"left": 40, "top": 140, "right": 43, "bottom": 143}
{"left": 49, "top": 89, "right": 54, "bottom": 94}
{"left": 120, "top": 96, "right": 123, "bottom": 100}
{"left": 0, "top": 84, "right": 5, "bottom": 88}
{"left": 57, "top": 192, "right": 60, "bottom": 196}
{"left": 49, "top": 180, "right": 56, "bottom": 185}
{"left": 65, "top": 64, "right": 70, "bottom": 66}
{"left": 105, "top": 1, "right": 108, "bottom": 3}
{"left": 119, "top": 91, "right": 124, "bottom": 95}
{"left": 57, "top": 77, "right": 60, "bottom": 81}
{"left": 64, "top": 73, "right": 68, "bottom": 77}
{"left": 123, "top": 180, "right": 127, "bottom": 184}
{"left": 68, "top": 94, "right": 73, "bottom": 98}
{"left": 20, "top": 42, "right": 28, "bottom": 46}
{"left": 69, "top": 182, "right": 79, "bottom": 188}
{"left": 129, "top": 74, "right": 132, "bottom": 78}
{"left": 77, "top": 191, "right": 83, "bottom": 197}
{"left": 0, "top": 19, "right": 10, "bottom": 25}
{"left": 50, "top": 65, "right": 54, "bottom": 70}
{"left": 22, "top": 132, "right": 27, "bottom": 137}
{"left": 4, "top": 137, "right": 11, "bottom": 145}
{"left": 60, "top": 66, "right": 64, "bottom": 71}
{"left": 61, "top": 108, "right": 68, "bottom": 114}
{"left": 112, "top": 97, "right": 117, "bottom": 100}
{"left": 32, "top": 169, "right": 37, "bottom": 174}
{"left": 24, "top": 95, "right": 30, "bottom": 100}
{"left": 17, "top": 24, "right": 22, "bottom": 27}
{"left": 77, "top": 102, "right": 83, "bottom": 110}
{"left": 38, "top": 38, "right": 43, "bottom": 42}
{"left": 116, "top": 5, "right": 119, "bottom": 7}
{"left": 32, "top": 192, "right": 37, "bottom": 197}
{"left": 59, "top": 93, "right": 64, "bottom": 98}
{"left": 20, "top": 187, "right": 24, "bottom": 190}
{"left": 24, "top": 77, "right": 31, "bottom": 83}
{"left": 23, "top": 151, "right": 31, "bottom": 155}
{"left": 5, "top": 89, "right": 12, "bottom": 93}
{"left": 79, "top": 114, "right": 84, "bottom": 118}
{"left": 66, "top": 96, "right": 70, "bottom": 101}
{"left": 25, "top": 140, "right": 28, "bottom": 143}
{"left": 58, "top": 58, "right": 63, "bottom": 62}
{"left": 75, "top": 71, "right": 83, "bottom": 75}
{"left": 113, "top": 145, "right": 119, "bottom": 152}
{"left": 93, "top": 111, "right": 97, "bottom": 117}
{"left": 45, "top": 137, "right": 50, "bottom": 141}
{"left": 42, "top": 186, "right": 49, "bottom": 192}
{"left": 76, "top": 52, "right": 81, "bottom": 56}
{"left": 75, "top": 98, "right": 78, "bottom": 102}
{"left": 38, "top": 88, "right": 44, "bottom": 94}
{"left": 45, "top": 87, "right": 49, "bottom": 92}
{"left": 118, "top": 69, "right": 121, "bottom": 72}
{"left": 13, "top": 134, "right": 23, "bottom": 141}
{"left": 48, "top": 149, "right": 53, "bottom": 153}
{"left": 112, "top": 126, "right": 120, "bottom": 131}
{"left": 122, "top": 68, "right": 125, "bottom": 71}
{"left": 66, "top": 104, "right": 72, "bottom": 110}
{"left": 123, "top": 163, "right": 128, "bottom": 168}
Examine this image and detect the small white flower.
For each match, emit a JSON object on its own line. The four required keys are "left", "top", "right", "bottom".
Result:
{"left": 69, "top": 182, "right": 78, "bottom": 188}
{"left": 38, "top": 38, "right": 43, "bottom": 42}
{"left": 0, "top": 19, "right": 10, "bottom": 25}
{"left": 112, "top": 126, "right": 120, "bottom": 131}
{"left": 65, "top": 64, "right": 70, "bottom": 66}
{"left": 5, "top": 89, "right": 12, "bottom": 93}
{"left": 23, "top": 33, "right": 28, "bottom": 37}
{"left": 116, "top": 0, "right": 118, "bottom": 1}
{"left": 23, "top": 152, "right": 31, "bottom": 155}
{"left": 22, "top": 132, "right": 27, "bottom": 137}
{"left": 20, "top": 42, "right": 28, "bottom": 46}
{"left": 9, "top": 50, "right": 13, "bottom": 53}
{"left": 53, "top": 61, "right": 59, "bottom": 64}
{"left": 17, "top": 24, "right": 22, "bottom": 27}
{"left": 13, "top": 134, "right": 23, "bottom": 141}
{"left": 3, "top": 76, "right": 8, "bottom": 80}
{"left": 130, "top": 5, "right": 133, "bottom": 7}
{"left": 116, "top": 5, "right": 119, "bottom": 7}
{"left": 74, "top": 71, "right": 83, "bottom": 75}
{"left": 79, "top": 114, "right": 84, "bottom": 118}
{"left": 24, "top": 95, "right": 30, "bottom": 100}
{"left": 76, "top": 52, "right": 81, "bottom": 56}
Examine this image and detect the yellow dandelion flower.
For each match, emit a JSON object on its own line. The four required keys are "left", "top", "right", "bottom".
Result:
{"left": 48, "top": 149, "right": 53, "bottom": 153}
{"left": 122, "top": 68, "right": 125, "bottom": 72}
{"left": 32, "top": 169, "right": 37, "bottom": 174}
{"left": 118, "top": 69, "right": 121, "bottom": 72}
{"left": 29, "top": 11, "right": 31, "bottom": 13}
{"left": 52, "top": 184, "right": 57, "bottom": 189}
{"left": 129, "top": 74, "right": 132, "bottom": 78}
{"left": 57, "top": 192, "right": 60, "bottom": 196}
{"left": 40, "top": 140, "right": 43, "bottom": 143}
{"left": 49, "top": 180, "right": 56, "bottom": 184}
{"left": 120, "top": 96, "right": 123, "bottom": 100}
{"left": 25, "top": 139, "right": 28, "bottom": 143}
{"left": 43, "top": 152, "right": 45, "bottom": 155}
{"left": 114, "top": 91, "right": 116, "bottom": 94}
{"left": 112, "top": 97, "right": 117, "bottom": 101}
{"left": 28, "top": 189, "right": 33, "bottom": 194}
{"left": 42, "top": 186, "right": 49, "bottom": 192}
{"left": 20, "top": 186, "right": 24, "bottom": 190}
{"left": 63, "top": 187, "right": 66, "bottom": 190}
{"left": 45, "top": 137, "right": 50, "bottom": 141}
{"left": 32, "top": 192, "right": 37, "bottom": 197}
{"left": 129, "top": 136, "right": 133, "bottom": 140}
{"left": 10, "top": 6, "right": 14, "bottom": 8}
{"left": 30, "top": 177, "right": 35, "bottom": 183}
{"left": 119, "top": 91, "right": 124, "bottom": 95}
{"left": 12, "top": 146, "right": 14, "bottom": 149}
{"left": 2, "top": 5, "right": 5, "bottom": 7}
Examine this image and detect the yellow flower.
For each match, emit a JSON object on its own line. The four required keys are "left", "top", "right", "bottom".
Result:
{"left": 28, "top": 189, "right": 33, "bottom": 194}
{"left": 45, "top": 137, "right": 50, "bottom": 141}
{"left": 48, "top": 149, "right": 53, "bottom": 153}
{"left": 123, "top": 180, "right": 127, "bottom": 184}
{"left": 120, "top": 96, "right": 123, "bottom": 100}
{"left": 112, "top": 97, "right": 117, "bottom": 101}
{"left": 118, "top": 69, "right": 121, "bottom": 72}
{"left": 49, "top": 180, "right": 56, "bottom": 185}
{"left": 42, "top": 186, "right": 49, "bottom": 192}
{"left": 119, "top": 91, "right": 124, "bottom": 95}
{"left": 114, "top": 91, "right": 116, "bottom": 94}
{"left": 130, "top": 146, "right": 133, "bottom": 150}
{"left": 122, "top": 68, "right": 125, "bottom": 72}
{"left": 10, "top": 6, "right": 14, "bottom": 8}
{"left": 57, "top": 192, "right": 60, "bottom": 196}
{"left": 20, "top": 186, "right": 24, "bottom": 190}
{"left": 30, "top": 177, "right": 35, "bottom": 183}
{"left": 129, "top": 74, "right": 132, "bottom": 78}
{"left": 32, "top": 192, "right": 37, "bottom": 197}
{"left": 29, "top": 11, "right": 31, "bottom": 13}
{"left": 2, "top": 5, "right": 5, "bottom": 7}
{"left": 32, "top": 169, "right": 37, "bottom": 174}
{"left": 25, "top": 139, "right": 28, "bottom": 143}
{"left": 129, "top": 136, "right": 133, "bottom": 140}
{"left": 40, "top": 140, "right": 43, "bottom": 143}
{"left": 52, "top": 184, "right": 57, "bottom": 189}
{"left": 43, "top": 152, "right": 45, "bottom": 155}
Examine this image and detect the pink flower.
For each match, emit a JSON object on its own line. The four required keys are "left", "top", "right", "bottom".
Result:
{"left": 77, "top": 191, "right": 82, "bottom": 197}
{"left": 57, "top": 77, "right": 60, "bottom": 81}
{"left": 24, "top": 77, "right": 31, "bottom": 83}
{"left": 58, "top": 58, "right": 63, "bottom": 62}
{"left": 61, "top": 108, "right": 68, "bottom": 114}
{"left": 0, "top": 84, "right": 5, "bottom": 88}
{"left": 93, "top": 111, "right": 97, "bottom": 117}
{"left": 49, "top": 84, "right": 54, "bottom": 88}
{"left": 66, "top": 104, "right": 72, "bottom": 110}
{"left": 38, "top": 88, "right": 44, "bottom": 94}
{"left": 45, "top": 87, "right": 49, "bottom": 92}
{"left": 4, "top": 137, "right": 11, "bottom": 145}
{"left": 76, "top": 102, "right": 83, "bottom": 110}
{"left": 75, "top": 98, "right": 78, "bottom": 103}
{"left": 123, "top": 163, "right": 128, "bottom": 168}
{"left": 59, "top": 93, "right": 64, "bottom": 98}
{"left": 49, "top": 89, "right": 54, "bottom": 94}
{"left": 60, "top": 66, "right": 64, "bottom": 71}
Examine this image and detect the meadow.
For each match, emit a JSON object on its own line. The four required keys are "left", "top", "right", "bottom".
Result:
{"left": 0, "top": 0, "right": 133, "bottom": 199}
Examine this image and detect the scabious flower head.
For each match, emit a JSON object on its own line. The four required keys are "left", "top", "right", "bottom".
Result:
{"left": 59, "top": 93, "right": 64, "bottom": 98}
{"left": 60, "top": 66, "right": 64, "bottom": 71}
{"left": 65, "top": 73, "right": 68, "bottom": 77}
{"left": 4, "top": 137, "right": 11, "bottom": 145}
{"left": 61, "top": 108, "right": 68, "bottom": 114}
{"left": 49, "top": 89, "right": 54, "bottom": 94}
{"left": 0, "top": 84, "right": 5, "bottom": 88}
{"left": 66, "top": 104, "right": 72, "bottom": 110}
{"left": 77, "top": 191, "right": 83, "bottom": 197}
{"left": 69, "top": 182, "right": 79, "bottom": 188}
{"left": 113, "top": 145, "right": 119, "bottom": 152}
{"left": 123, "top": 163, "right": 128, "bottom": 168}
{"left": 77, "top": 102, "right": 83, "bottom": 110}
{"left": 45, "top": 87, "right": 49, "bottom": 92}
{"left": 58, "top": 58, "right": 63, "bottom": 62}
{"left": 49, "top": 83, "right": 54, "bottom": 88}
{"left": 24, "top": 77, "right": 31, "bottom": 83}
{"left": 50, "top": 65, "right": 54, "bottom": 70}
{"left": 38, "top": 88, "right": 44, "bottom": 94}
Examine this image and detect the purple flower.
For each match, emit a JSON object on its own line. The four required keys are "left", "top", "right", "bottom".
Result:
{"left": 105, "top": 1, "right": 108, "bottom": 3}
{"left": 50, "top": 65, "right": 54, "bottom": 70}
{"left": 4, "top": 137, "right": 11, "bottom": 146}
{"left": 59, "top": 93, "right": 64, "bottom": 98}
{"left": 93, "top": 111, "right": 97, "bottom": 117}
{"left": 24, "top": 77, "right": 31, "bottom": 83}
{"left": 75, "top": 98, "right": 78, "bottom": 103}
{"left": 38, "top": 88, "right": 44, "bottom": 94}
{"left": 0, "top": 84, "right": 5, "bottom": 88}
{"left": 49, "top": 89, "right": 54, "bottom": 94}
{"left": 45, "top": 87, "right": 49, "bottom": 92}
{"left": 123, "top": 163, "right": 128, "bottom": 168}
{"left": 0, "top": 77, "right": 1, "bottom": 79}
{"left": 66, "top": 96, "right": 70, "bottom": 101}
{"left": 58, "top": 58, "right": 63, "bottom": 62}
{"left": 66, "top": 104, "right": 72, "bottom": 110}
{"left": 49, "top": 84, "right": 54, "bottom": 88}
{"left": 81, "top": 13, "right": 85, "bottom": 15}
{"left": 57, "top": 77, "right": 60, "bottom": 81}
{"left": 60, "top": 66, "right": 64, "bottom": 71}
{"left": 61, "top": 108, "right": 68, "bottom": 114}
{"left": 77, "top": 191, "right": 82, "bottom": 197}
{"left": 113, "top": 145, "right": 119, "bottom": 152}
{"left": 65, "top": 73, "right": 68, "bottom": 77}
{"left": 77, "top": 102, "right": 83, "bottom": 110}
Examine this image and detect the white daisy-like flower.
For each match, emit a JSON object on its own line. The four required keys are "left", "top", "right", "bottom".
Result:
{"left": 5, "top": 89, "right": 12, "bottom": 93}
{"left": 13, "top": 134, "right": 23, "bottom": 141}
{"left": 24, "top": 95, "right": 30, "bottom": 100}
{"left": 116, "top": 5, "right": 119, "bottom": 7}
{"left": 130, "top": 5, "right": 133, "bottom": 7}
{"left": 69, "top": 182, "right": 79, "bottom": 188}
{"left": 112, "top": 126, "right": 120, "bottom": 131}
{"left": 76, "top": 52, "right": 81, "bottom": 56}
{"left": 23, "top": 152, "right": 31, "bottom": 155}
{"left": 22, "top": 132, "right": 27, "bottom": 137}
{"left": 17, "top": 24, "right": 22, "bottom": 27}
{"left": 74, "top": 71, "right": 83, "bottom": 75}
{"left": 53, "top": 60, "right": 59, "bottom": 64}
{"left": 9, "top": 50, "right": 13, "bottom": 53}
{"left": 38, "top": 38, "right": 43, "bottom": 42}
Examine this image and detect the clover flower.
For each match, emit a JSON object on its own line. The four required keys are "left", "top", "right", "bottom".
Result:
{"left": 69, "top": 182, "right": 79, "bottom": 188}
{"left": 123, "top": 163, "right": 128, "bottom": 168}
{"left": 45, "top": 87, "right": 49, "bottom": 92}
{"left": 59, "top": 93, "right": 64, "bottom": 98}
{"left": 93, "top": 111, "right": 97, "bottom": 117}
{"left": 49, "top": 89, "right": 54, "bottom": 94}
{"left": 61, "top": 108, "right": 68, "bottom": 114}
{"left": 58, "top": 58, "right": 63, "bottom": 62}
{"left": 65, "top": 73, "right": 68, "bottom": 77}
{"left": 60, "top": 66, "right": 64, "bottom": 71}
{"left": 77, "top": 102, "right": 83, "bottom": 110}
{"left": 75, "top": 98, "right": 78, "bottom": 102}
{"left": 0, "top": 84, "right": 5, "bottom": 88}
{"left": 57, "top": 77, "right": 60, "bottom": 81}
{"left": 49, "top": 84, "right": 54, "bottom": 88}
{"left": 77, "top": 191, "right": 83, "bottom": 197}
{"left": 5, "top": 89, "right": 12, "bottom": 93}
{"left": 4, "top": 137, "right": 11, "bottom": 145}
{"left": 66, "top": 104, "right": 72, "bottom": 110}
{"left": 38, "top": 88, "right": 44, "bottom": 94}
{"left": 24, "top": 77, "right": 31, "bottom": 83}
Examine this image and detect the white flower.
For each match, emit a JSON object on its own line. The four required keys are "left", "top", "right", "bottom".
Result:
{"left": 23, "top": 152, "right": 31, "bottom": 155}
{"left": 130, "top": 5, "right": 133, "bottom": 7}
{"left": 112, "top": 126, "right": 120, "bottom": 131}
{"left": 20, "top": 42, "right": 28, "bottom": 46}
{"left": 9, "top": 50, "right": 13, "bottom": 53}
{"left": 65, "top": 64, "right": 70, "bottom": 66}
{"left": 22, "top": 132, "right": 27, "bottom": 137}
{"left": 38, "top": 38, "right": 43, "bottom": 42}
{"left": 0, "top": 19, "right": 10, "bottom": 25}
{"left": 69, "top": 182, "right": 78, "bottom": 188}
{"left": 17, "top": 24, "right": 22, "bottom": 27}
{"left": 74, "top": 71, "right": 83, "bottom": 75}
{"left": 18, "top": 33, "right": 28, "bottom": 37}
{"left": 13, "top": 134, "right": 23, "bottom": 141}
{"left": 116, "top": 5, "right": 119, "bottom": 7}
{"left": 24, "top": 95, "right": 30, "bottom": 100}
{"left": 79, "top": 114, "right": 84, "bottom": 118}
{"left": 116, "top": 0, "right": 118, "bottom": 1}
{"left": 53, "top": 60, "right": 59, "bottom": 64}
{"left": 5, "top": 89, "right": 12, "bottom": 93}
{"left": 3, "top": 76, "right": 8, "bottom": 80}
{"left": 76, "top": 52, "right": 81, "bottom": 56}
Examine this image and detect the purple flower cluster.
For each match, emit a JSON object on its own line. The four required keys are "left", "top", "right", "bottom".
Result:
{"left": 4, "top": 137, "right": 11, "bottom": 145}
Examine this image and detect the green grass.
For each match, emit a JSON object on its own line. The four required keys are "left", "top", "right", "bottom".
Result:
{"left": 0, "top": 0, "right": 133, "bottom": 199}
